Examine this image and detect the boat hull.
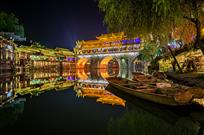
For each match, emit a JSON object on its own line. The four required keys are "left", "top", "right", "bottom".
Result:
{"left": 107, "top": 78, "right": 189, "bottom": 106}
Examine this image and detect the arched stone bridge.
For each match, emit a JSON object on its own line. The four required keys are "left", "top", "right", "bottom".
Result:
{"left": 74, "top": 33, "right": 146, "bottom": 78}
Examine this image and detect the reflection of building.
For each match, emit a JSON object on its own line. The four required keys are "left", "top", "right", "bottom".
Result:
{"left": 15, "top": 71, "right": 75, "bottom": 96}
{"left": 100, "top": 68, "right": 119, "bottom": 79}
{"left": 0, "top": 70, "right": 76, "bottom": 106}
{"left": 0, "top": 75, "right": 16, "bottom": 106}
{"left": 0, "top": 37, "right": 16, "bottom": 75}
{"left": 16, "top": 79, "right": 75, "bottom": 96}
{"left": 62, "top": 70, "right": 76, "bottom": 81}
{"left": 74, "top": 81, "right": 125, "bottom": 107}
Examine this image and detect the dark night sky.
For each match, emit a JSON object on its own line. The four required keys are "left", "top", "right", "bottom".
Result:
{"left": 0, "top": 0, "right": 107, "bottom": 50}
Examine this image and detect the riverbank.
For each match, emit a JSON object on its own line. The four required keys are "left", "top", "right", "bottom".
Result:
{"left": 166, "top": 72, "right": 204, "bottom": 88}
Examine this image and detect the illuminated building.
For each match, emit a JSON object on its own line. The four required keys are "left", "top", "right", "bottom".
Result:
{"left": 0, "top": 37, "right": 16, "bottom": 75}
{"left": 0, "top": 32, "right": 26, "bottom": 42}
{"left": 0, "top": 35, "right": 75, "bottom": 75}
{"left": 75, "top": 32, "right": 141, "bottom": 55}
{"left": 74, "top": 32, "right": 145, "bottom": 75}
{"left": 15, "top": 45, "right": 75, "bottom": 73}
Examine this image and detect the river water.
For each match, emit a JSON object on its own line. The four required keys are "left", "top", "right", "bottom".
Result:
{"left": 0, "top": 68, "right": 204, "bottom": 135}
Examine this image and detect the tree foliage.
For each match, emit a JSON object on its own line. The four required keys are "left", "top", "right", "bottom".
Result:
{"left": 171, "top": 20, "right": 196, "bottom": 44}
{"left": 0, "top": 11, "right": 25, "bottom": 37}
{"left": 98, "top": 0, "right": 204, "bottom": 54}
{"left": 31, "top": 42, "right": 46, "bottom": 48}
{"left": 99, "top": 0, "right": 182, "bottom": 38}
{"left": 138, "top": 41, "right": 159, "bottom": 62}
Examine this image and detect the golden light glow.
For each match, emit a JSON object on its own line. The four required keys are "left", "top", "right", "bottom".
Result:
{"left": 100, "top": 68, "right": 110, "bottom": 79}
{"left": 76, "top": 69, "right": 88, "bottom": 80}
{"left": 96, "top": 96, "right": 125, "bottom": 107}
{"left": 81, "top": 88, "right": 126, "bottom": 107}
{"left": 77, "top": 58, "right": 89, "bottom": 69}
{"left": 16, "top": 45, "right": 74, "bottom": 59}
{"left": 100, "top": 56, "right": 113, "bottom": 69}
{"left": 201, "top": 28, "right": 204, "bottom": 37}
{"left": 75, "top": 32, "right": 130, "bottom": 50}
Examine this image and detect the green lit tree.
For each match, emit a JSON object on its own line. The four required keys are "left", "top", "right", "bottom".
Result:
{"left": 31, "top": 42, "right": 45, "bottom": 48}
{"left": 0, "top": 11, "right": 25, "bottom": 37}
{"left": 138, "top": 42, "right": 159, "bottom": 62}
{"left": 138, "top": 41, "right": 160, "bottom": 73}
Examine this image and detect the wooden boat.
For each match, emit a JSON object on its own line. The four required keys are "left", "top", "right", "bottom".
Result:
{"left": 106, "top": 77, "right": 204, "bottom": 106}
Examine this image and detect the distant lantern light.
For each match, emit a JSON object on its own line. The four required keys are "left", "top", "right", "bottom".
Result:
{"left": 122, "top": 40, "right": 128, "bottom": 45}
{"left": 135, "top": 38, "right": 141, "bottom": 44}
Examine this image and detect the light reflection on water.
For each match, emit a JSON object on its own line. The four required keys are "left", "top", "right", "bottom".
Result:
{"left": 0, "top": 67, "right": 125, "bottom": 107}
{"left": 0, "top": 68, "right": 204, "bottom": 135}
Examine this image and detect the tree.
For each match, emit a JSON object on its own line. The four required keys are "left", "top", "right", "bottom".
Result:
{"left": 98, "top": 0, "right": 204, "bottom": 54}
{"left": 31, "top": 42, "right": 45, "bottom": 48}
{"left": 180, "top": 0, "right": 204, "bottom": 53}
{"left": 171, "top": 20, "right": 196, "bottom": 45}
{"left": 15, "top": 25, "right": 25, "bottom": 37}
{"left": 0, "top": 11, "right": 25, "bottom": 37}
{"left": 138, "top": 41, "right": 159, "bottom": 62}
{"left": 138, "top": 41, "right": 161, "bottom": 73}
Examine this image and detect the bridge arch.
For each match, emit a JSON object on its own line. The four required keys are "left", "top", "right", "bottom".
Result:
{"left": 99, "top": 56, "right": 119, "bottom": 69}
{"left": 99, "top": 56, "right": 119, "bottom": 78}
{"left": 76, "top": 69, "right": 89, "bottom": 80}
{"left": 77, "top": 58, "right": 89, "bottom": 69}
{"left": 100, "top": 56, "right": 113, "bottom": 69}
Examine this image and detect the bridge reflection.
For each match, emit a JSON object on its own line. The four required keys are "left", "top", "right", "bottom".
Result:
{"left": 75, "top": 66, "right": 125, "bottom": 107}
{"left": 0, "top": 66, "right": 126, "bottom": 107}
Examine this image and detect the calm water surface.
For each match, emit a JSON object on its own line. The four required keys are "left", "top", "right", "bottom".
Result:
{"left": 0, "top": 68, "right": 204, "bottom": 135}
